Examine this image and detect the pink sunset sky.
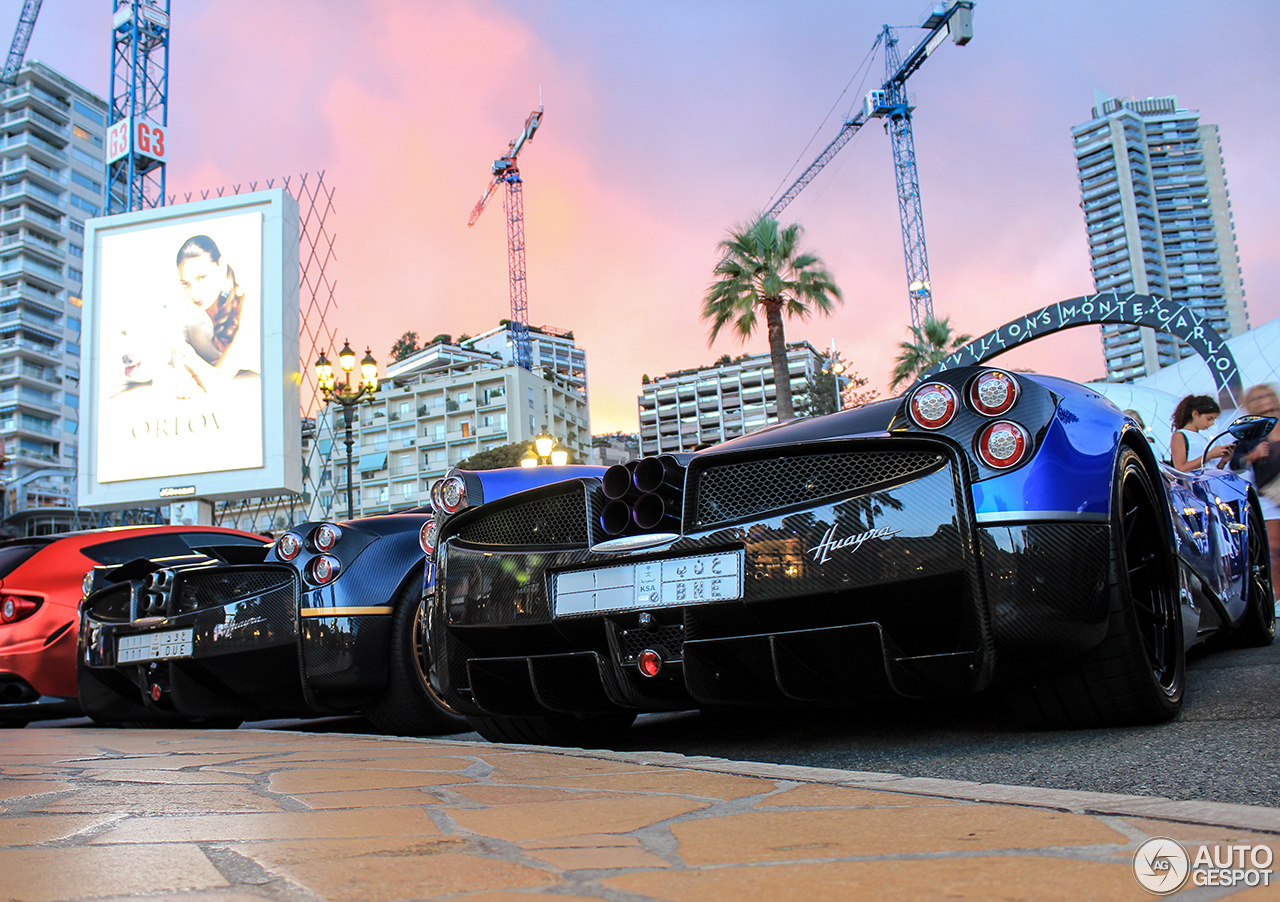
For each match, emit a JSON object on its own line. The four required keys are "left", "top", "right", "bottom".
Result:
{"left": 21, "top": 0, "right": 1280, "bottom": 433}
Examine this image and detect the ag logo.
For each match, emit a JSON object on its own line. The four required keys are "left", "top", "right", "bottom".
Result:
{"left": 1133, "top": 837, "right": 1190, "bottom": 894}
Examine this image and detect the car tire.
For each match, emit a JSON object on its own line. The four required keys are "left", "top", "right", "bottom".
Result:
{"left": 1228, "top": 498, "right": 1276, "bottom": 648}
{"left": 364, "top": 570, "right": 469, "bottom": 737}
{"left": 465, "top": 712, "right": 637, "bottom": 748}
{"left": 1006, "top": 447, "right": 1184, "bottom": 727}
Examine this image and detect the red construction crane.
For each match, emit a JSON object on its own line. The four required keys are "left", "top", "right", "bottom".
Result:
{"left": 468, "top": 106, "right": 543, "bottom": 371}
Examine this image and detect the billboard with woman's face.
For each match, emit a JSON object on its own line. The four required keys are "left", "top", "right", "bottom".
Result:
{"left": 80, "top": 190, "right": 301, "bottom": 508}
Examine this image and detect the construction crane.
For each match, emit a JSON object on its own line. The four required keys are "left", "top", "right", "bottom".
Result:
{"left": 764, "top": 1, "right": 973, "bottom": 328}
{"left": 0, "top": 0, "right": 42, "bottom": 86}
{"left": 107, "top": 0, "right": 170, "bottom": 213}
{"left": 468, "top": 106, "right": 543, "bottom": 372}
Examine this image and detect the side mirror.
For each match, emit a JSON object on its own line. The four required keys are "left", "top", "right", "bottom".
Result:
{"left": 1227, "top": 414, "right": 1277, "bottom": 444}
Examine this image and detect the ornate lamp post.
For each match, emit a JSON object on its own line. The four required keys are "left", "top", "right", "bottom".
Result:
{"left": 520, "top": 427, "right": 569, "bottom": 467}
{"left": 315, "top": 339, "right": 380, "bottom": 517}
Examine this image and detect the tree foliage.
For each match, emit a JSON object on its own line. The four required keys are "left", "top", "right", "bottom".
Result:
{"left": 455, "top": 442, "right": 533, "bottom": 470}
{"left": 889, "top": 316, "right": 973, "bottom": 391}
{"left": 390, "top": 331, "right": 420, "bottom": 361}
{"left": 702, "top": 216, "right": 842, "bottom": 421}
{"left": 802, "top": 352, "right": 880, "bottom": 417}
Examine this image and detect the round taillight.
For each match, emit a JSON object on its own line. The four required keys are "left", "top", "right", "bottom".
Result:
{"left": 437, "top": 475, "right": 467, "bottom": 514}
{"left": 976, "top": 421, "right": 1031, "bottom": 469}
{"left": 277, "top": 533, "right": 302, "bottom": 561}
{"left": 969, "top": 370, "right": 1020, "bottom": 417}
{"left": 419, "top": 518, "right": 438, "bottom": 555}
{"left": 0, "top": 595, "right": 38, "bottom": 624}
{"left": 909, "top": 383, "right": 958, "bottom": 429}
{"left": 312, "top": 523, "right": 341, "bottom": 552}
{"left": 309, "top": 555, "right": 340, "bottom": 585}
{"left": 637, "top": 648, "right": 664, "bottom": 678}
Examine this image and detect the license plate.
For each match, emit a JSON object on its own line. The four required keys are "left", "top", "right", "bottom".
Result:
{"left": 117, "top": 628, "right": 193, "bottom": 663}
{"left": 552, "top": 550, "right": 743, "bottom": 617}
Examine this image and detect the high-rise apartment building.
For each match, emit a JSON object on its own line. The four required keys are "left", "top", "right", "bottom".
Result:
{"left": 0, "top": 62, "right": 109, "bottom": 534}
{"left": 1072, "top": 93, "right": 1248, "bottom": 382}
{"left": 638, "top": 343, "right": 822, "bottom": 455}
{"left": 315, "top": 337, "right": 590, "bottom": 519}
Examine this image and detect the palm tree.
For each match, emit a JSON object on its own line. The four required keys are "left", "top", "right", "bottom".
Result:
{"left": 703, "top": 216, "right": 842, "bottom": 421}
{"left": 889, "top": 315, "right": 973, "bottom": 391}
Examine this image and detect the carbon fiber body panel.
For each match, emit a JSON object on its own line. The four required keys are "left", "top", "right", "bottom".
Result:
{"left": 434, "top": 438, "right": 993, "bottom": 715}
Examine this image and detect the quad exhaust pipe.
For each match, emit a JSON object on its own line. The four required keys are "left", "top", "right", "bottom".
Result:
{"left": 599, "top": 456, "right": 686, "bottom": 536}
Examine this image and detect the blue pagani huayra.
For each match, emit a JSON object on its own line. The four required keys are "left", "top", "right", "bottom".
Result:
{"left": 428, "top": 366, "right": 1276, "bottom": 746}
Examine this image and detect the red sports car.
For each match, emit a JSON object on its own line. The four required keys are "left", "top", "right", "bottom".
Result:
{"left": 0, "top": 525, "right": 269, "bottom": 727}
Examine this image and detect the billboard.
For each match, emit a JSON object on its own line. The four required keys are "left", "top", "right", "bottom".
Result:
{"left": 80, "top": 190, "right": 301, "bottom": 508}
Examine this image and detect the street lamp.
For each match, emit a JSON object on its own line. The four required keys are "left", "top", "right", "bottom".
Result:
{"left": 822, "top": 351, "right": 847, "bottom": 413}
{"left": 315, "top": 339, "right": 380, "bottom": 517}
{"left": 521, "top": 428, "right": 569, "bottom": 467}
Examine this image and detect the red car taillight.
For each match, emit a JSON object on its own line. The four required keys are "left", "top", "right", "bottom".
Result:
{"left": 976, "top": 421, "right": 1031, "bottom": 469}
{"left": 433, "top": 475, "right": 467, "bottom": 514}
{"left": 308, "top": 555, "right": 340, "bottom": 585}
{"left": 312, "top": 523, "right": 341, "bottom": 552}
{"left": 276, "top": 533, "right": 302, "bottom": 561}
{"left": 419, "top": 518, "right": 438, "bottom": 555}
{"left": 909, "top": 382, "right": 958, "bottom": 429}
{"left": 0, "top": 594, "right": 41, "bottom": 625}
{"left": 969, "top": 370, "right": 1020, "bottom": 416}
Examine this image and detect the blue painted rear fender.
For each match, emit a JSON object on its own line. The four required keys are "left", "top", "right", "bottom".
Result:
{"left": 971, "top": 391, "right": 1121, "bottom": 522}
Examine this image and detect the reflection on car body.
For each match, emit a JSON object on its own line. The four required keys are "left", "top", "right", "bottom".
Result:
{"left": 427, "top": 367, "right": 1275, "bottom": 747}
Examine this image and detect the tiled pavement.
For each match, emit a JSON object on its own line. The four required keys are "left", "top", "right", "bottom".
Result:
{"left": 1, "top": 729, "right": 1278, "bottom": 901}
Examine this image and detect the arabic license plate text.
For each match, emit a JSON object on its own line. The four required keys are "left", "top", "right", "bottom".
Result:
{"left": 117, "top": 628, "right": 193, "bottom": 663}
{"left": 553, "top": 550, "right": 742, "bottom": 617}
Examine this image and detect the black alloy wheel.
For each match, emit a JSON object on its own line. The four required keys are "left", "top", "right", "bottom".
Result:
{"left": 1006, "top": 447, "right": 1184, "bottom": 727}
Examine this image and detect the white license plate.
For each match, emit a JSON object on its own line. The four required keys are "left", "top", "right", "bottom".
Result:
{"left": 552, "top": 550, "right": 743, "bottom": 617}
{"left": 117, "top": 628, "right": 194, "bottom": 663}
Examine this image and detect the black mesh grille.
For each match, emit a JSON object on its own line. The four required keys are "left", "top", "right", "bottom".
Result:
{"left": 692, "top": 450, "right": 945, "bottom": 528}
{"left": 453, "top": 487, "right": 589, "bottom": 547}
{"left": 618, "top": 623, "right": 686, "bottom": 662}
{"left": 87, "top": 585, "right": 132, "bottom": 623}
{"left": 169, "top": 569, "right": 296, "bottom": 616}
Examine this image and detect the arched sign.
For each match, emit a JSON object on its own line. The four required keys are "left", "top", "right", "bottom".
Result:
{"left": 920, "top": 292, "right": 1242, "bottom": 405}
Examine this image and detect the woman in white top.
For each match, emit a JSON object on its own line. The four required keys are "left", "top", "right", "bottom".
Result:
{"left": 1170, "top": 394, "right": 1233, "bottom": 472}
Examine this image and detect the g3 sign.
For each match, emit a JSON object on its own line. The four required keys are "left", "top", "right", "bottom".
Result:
{"left": 105, "top": 117, "right": 168, "bottom": 166}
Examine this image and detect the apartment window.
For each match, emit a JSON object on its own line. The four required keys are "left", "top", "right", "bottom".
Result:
{"left": 400, "top": 482, "right": 412, "bottom": 498}
{"left": 70, "top": 146, "right": 98, "bottom": 168}
{"left": 65, "top": 394, "right": 78, "bottom": 409}
{"left": 460, "top": 422, "right": 470, "bottom": 438}
{"left": 67, "top": 316, "right": 80, "bottom": 332}
{"left": 66, "top": 341, "right": 79, "bottom": 355}
{"left": 68, "top": 244, "right": 83, "bottom": 258}
{"left": 68, "top": 220, "right": 84, "bottom": 236}
{"left": 398, "top": 401, "right": 411, "bottom": 417}
{"left": 71, "top": 124, "right": 102, "bottom": 147}
{"left": 68, "top": 267, "right": 82, "bottom": 282}
{"left": 70, "top": 171, "right": 102, "bottom": 195}
{"left": 69, "top": 196, "right": 100, "bottom": 216}
{"left": 73, "top": 100, "right": 104, "bottom": 126}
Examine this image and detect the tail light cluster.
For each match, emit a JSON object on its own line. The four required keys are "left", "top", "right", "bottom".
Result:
{"left": 274, "top": 524, "right": 345, "bottom": 586}
{"left": 600, "top": 456, "right": 684, "bottom": 536}
{"left": 908, "top": 369, "right": 1032, "bottom": 471}
{"left": 0, "top": 594, "right": 41, "bottom": 625}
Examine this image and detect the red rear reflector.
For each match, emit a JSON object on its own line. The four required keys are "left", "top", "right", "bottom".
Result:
{"left": 638, "top": 649, "right": 663, "bottom": 678}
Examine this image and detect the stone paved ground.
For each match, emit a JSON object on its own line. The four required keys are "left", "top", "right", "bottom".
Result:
{"left": 1, "top": 728, "right": 1278, "bottom": 901}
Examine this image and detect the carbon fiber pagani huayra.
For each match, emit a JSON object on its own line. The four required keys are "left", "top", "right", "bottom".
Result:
{"left": 429, "top": 366, "right": 1276, "bottom": 746}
